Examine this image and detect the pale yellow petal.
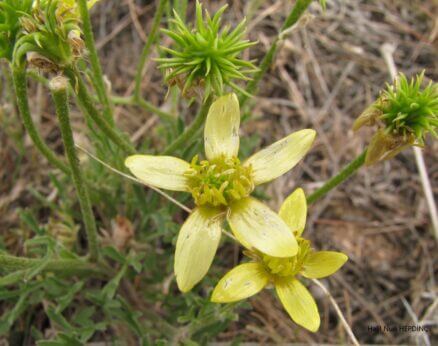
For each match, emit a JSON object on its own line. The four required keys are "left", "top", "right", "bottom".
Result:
{"left": 228, "top": 197, "right": 298, "bottom": 257}
{"left": 174, "top": 208, "right": 223, "bottom": 292}
{"left": 244, "top": 129, "right": 316, "bottom": 185}
{"left": 302, "top": 251, "right": 348, "bottom": 279}
{"left": 211, "top": 263, "right": 269, "bottom": 303}
{"left": 276, "top": 279, "right": 320, "bottom": 332}
{"left": 279, "top": 188, "right": 307, "bottom": 236}
{"left": 125, "top": 155, "right": 190, "bottom": 192}
{"left": 204, "top": 93, "right": 240, "bottom": 160}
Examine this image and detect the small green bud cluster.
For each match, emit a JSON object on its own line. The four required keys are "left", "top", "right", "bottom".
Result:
{"left": 0, "top": 0, "right": 34, "bottom": 61}
{"left": 378, "top": 72, "right": 437, "bottom": 142}
{"left": 157, "top": 1, "right": 258, "bottom": 99}
{"left": 0, "top": 0, "right": 86, "bottom": 70}
{"left": 13, "top": 0, "right": 84, "bottom": 71}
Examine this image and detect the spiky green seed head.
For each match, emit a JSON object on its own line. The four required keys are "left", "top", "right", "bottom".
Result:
{"left": 157, "top": 1, "right": 258, "bottom": 99}
{"left": 377, "top": 72, "right": 438, "bottom": 144}
{"left": 354, "top": 72, "right": 438, "bottom": 164}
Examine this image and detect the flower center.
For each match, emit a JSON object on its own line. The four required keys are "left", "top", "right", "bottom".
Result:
{"left": 261, "top": 239, "right": 311, "bottom": 278}
{"left": 185, "top": 155, "right": 254, "bottom": 208}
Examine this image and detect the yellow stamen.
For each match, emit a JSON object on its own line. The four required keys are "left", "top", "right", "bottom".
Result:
{"left": 261, "top": 238, "right": 311, "bottom": 278}
{"left": 185, "top": 155, "right": 254, "bottom": 208}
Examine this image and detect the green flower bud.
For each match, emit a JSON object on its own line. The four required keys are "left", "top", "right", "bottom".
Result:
{"left": 0, "top": 0, "right": 34, "bottom": 61}
{"left": 12, "top": 0, "right": 85, "bottom": 71}
{"left": 156, "top": 1, "right": 258, "bottom": 99}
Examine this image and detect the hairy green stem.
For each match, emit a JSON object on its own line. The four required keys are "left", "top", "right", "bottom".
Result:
{"left": 0, "top": 253, "right": 100, "bottom": 276}
{"left": 50, "top": 76, "right": 99, "bottom": 261}
{"left": 27, "top": 71, "right": 175, "bottom": 124}
{"left": 241, "top": 0, "right": 313, "bottom": 106}
{"left": 77, "top": 0, "right": 114, "bottom": 126}
{"left": 162, "top": 96, "right": 213, "bottom": 155}
{"left": 11, "top": 67, "right": 70, "bottom": 175}
{"left": 64, "top": 68, "right": 136, "bottom": 155}
{"left": 307, "top": 150, "right": 367, "bottom": 205}
{"left": 134, "top": 0, "right": 168, "bottom": 100}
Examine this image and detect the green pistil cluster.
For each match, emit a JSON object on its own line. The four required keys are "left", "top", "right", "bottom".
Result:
{"left": 262, "top": 239, "right": 311, "bottom": 278}
{"left": 355, "top": 72, "right": 438, "bottom": 144}
{"left": 353, "top": 72, "right": 437, "bottom": 164}
{"left": 156, "top": 1, "right": 257, "bottom": 99}
{"left": 185, "top": 155, "right": 254, "bottom": 208}
{"left": 377, "top": 72, "right": 438, "bottom": 143}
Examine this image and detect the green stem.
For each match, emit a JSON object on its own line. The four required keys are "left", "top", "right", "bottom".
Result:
{"left": 134, "top": 0, "right": 168, "bottom": 100}
{"left": 77, "top": 0, "right": 114, "bottom": 126}
{"left": 11, "top": 67, "right": 70, "bottom": 175}
{"left": 112, "top": 95, "right": 175, "bottom": 123}
{"left": 307, "top": 150, "right": 367, "bottom": 205}
{"left": 0, "top": 253, "right": 101, "bottom": 276}
{"left": 281, "top": 0, "right": 314, "bottom": 30}
{"left": 50, "top": 76, "right": 99, "bottom": 261}
{"left": 174, "top": 0, "right": 188, "bottom": 20}
{"left": 64, "top": 67, "right": 136, "bottom": 155}
{"left": 162, "top": 95, "right": 213, "bottom": 155}
{"left": 240, "top": 0, "right": 313, "bottom": 106}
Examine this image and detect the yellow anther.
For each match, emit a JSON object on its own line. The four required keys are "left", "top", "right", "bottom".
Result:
{"left": 185, "top": 155, "right": 254, "bottom": 208}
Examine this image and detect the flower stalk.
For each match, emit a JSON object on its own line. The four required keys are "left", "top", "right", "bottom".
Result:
{"left": 0, "top": 253, "right": 101, "bottom": 276}
{"left": 306, "top": 150, "right": 367, "bottom": 205}
{"left": 64, "top": 67, "right": 136, "bottom": 155}
{"left": 312, "top": 279, "right": 360, "bottom": 345}
{"left": 240, "top": 0, "right": 314, "bottom": 106}
{"left": 112, "top": 95, "right": 175, "bottom": 123}
{"left": 50, "top": 76, "right": 99, "bottom": 261}
{"left": 11, "top": 66, "right": 70, "bottom": 175}
{"left": 162, "top": 95, "right": 214, "bottom": 155}
{"left": 134, "top": 0, "right": 168, "bottom": 100}
{"left": 76, "top": 0, "right": 114, "bottom": 126}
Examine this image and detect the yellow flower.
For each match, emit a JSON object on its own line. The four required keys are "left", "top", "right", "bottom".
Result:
{"left": 211, "top": 188, "right": 348, "bottom": 332}
{"left": 125, "top": 94, "right": 316, "bottom": 292}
